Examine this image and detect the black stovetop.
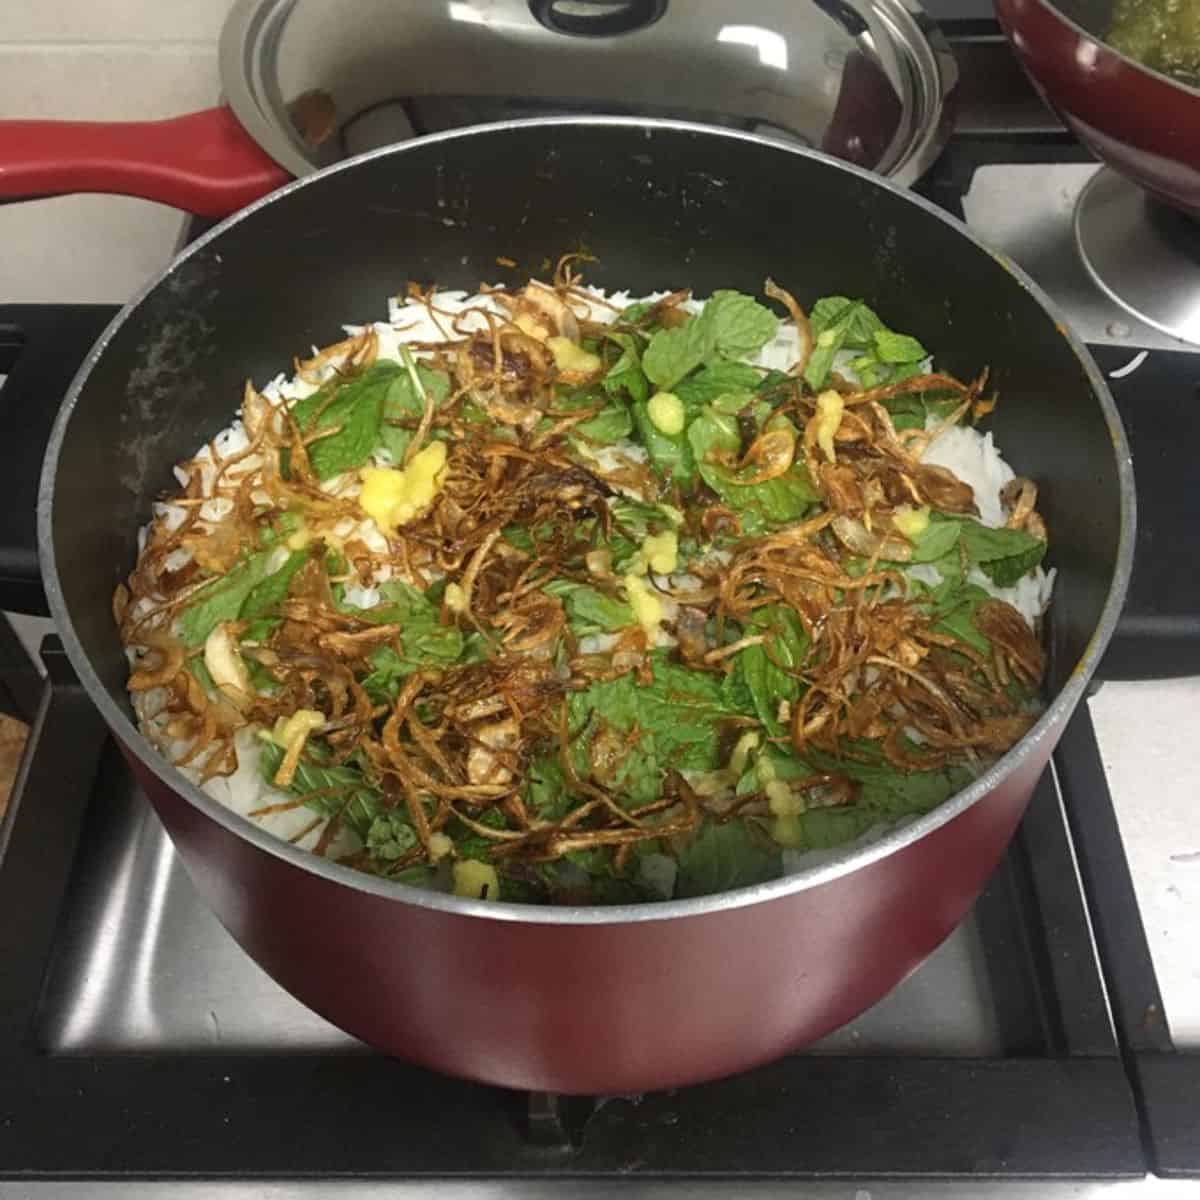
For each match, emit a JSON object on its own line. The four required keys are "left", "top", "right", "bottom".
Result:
{"left": 1, "top": 10, "right": 1199, "bottom": 1192}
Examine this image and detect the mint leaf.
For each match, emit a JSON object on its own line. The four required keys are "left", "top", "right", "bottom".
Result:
{"left": 383, "top": 362, "right": 450, "bottom": 419}
{"left": 702, "top": 290, "right": 778, "bottom": 358}
{"left": 378, "top": 424, "right": 413, "bottom": 462}
{"left": 688, "top": 405, "right": 817, "bottom": 534}
{"left": 609, "top": 498, "right": 680, "bottom": 540}
{"left": 569, "top": 652, "right": 733, "bottom": 803}
{"left": 810, "top": 296, "right": 884, "bottom": 349}
{"left": 880, "top": 387, "right": 962, "bottom": 431}
{"left": 240, "top": 547, "right": 310, "bottom": 621}
{"left": 553, "top": 390, "right": 633, "bottom": 445}
{"left": 177, "top": 549, "right": 273, "bottom": 647}
{"left": 674, "top": 360, "right": 763, "bottom": 413}
{"left": 982, "top": 539, "right": 1047, "bottom": 587}
{"left": 544, "top": 580, "right": 633, "bottom": 636}
{"left": 926, "top": 581, "right": 994, "bottom": 655}
{"left": 731, "top": 606, "right": 809, "bottom": 736}
{"left": 953, "top": 520, "right": 1047, "bottom": 587}
{"left": 575, "top": 401, "right": 632, "bottom": 443}
{"left": 873, "top": 329, "right": 927, "bottom": 364}
{"left": 349, "top": 581, "right": 464, "bottom": 699}
{"left": 798, "top": 806, "right": 886, "bottom": 849}
{"left": 375, "top": 363, "right": 450, "bottom": 462}
{"left": 809, "top": 748, "right": 972, "bottom": 817}
{"left": 674, "top": 821, "right": 781, "bottom": 898}
{"left": 366, "top": 811, "right": 418, "bottom": 860}
{"left": 290, "top": 363, "right": 398, "bottom": 480}
{"left": 642, "top": 315, "right": 716, "bottom": 390}
{"left": 631, "top": 398, "right": 696, "bottom": 486}
{"left": 602, "top": 332, "right": 650, "bottom": 404}
{"left": 642, "top": 292, "right": 777, "bottom": 390}
{"left": 257, "top": 739, "right": 383, "bottom": 841}
{"left": 904, "top": 517, "right": 962, "bottom": 564}
{"left": 805, "top": 297, "right": 919, "bottom": 390}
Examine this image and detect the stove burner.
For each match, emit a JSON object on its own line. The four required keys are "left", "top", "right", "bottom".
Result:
{"left": 1075, "top": 168, "right": 1200, "bottom": 347}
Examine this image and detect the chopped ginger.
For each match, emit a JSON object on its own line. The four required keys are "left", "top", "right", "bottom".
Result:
{"left": 623, "top": 573, "right": 665, "bottom": 638}
{"left": 894, "top": 504, "right": 930, "bottom": 539}
{"left": 546, "top": 336, "right": 602, "bottom": 383}
{"left": 815, "top": 389, "right": 844, "bottom": 463}
{"left": 453, "top": 859, "right": 500, "bottom": 900}
{"left": 359, "top": 441, "right": 447, "bottom": 533}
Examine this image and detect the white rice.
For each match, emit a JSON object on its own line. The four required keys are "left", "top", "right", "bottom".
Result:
{"left": 140, "top": 285, "right": 1055, "bottom": 864}
{"left": 916, "top": 418, "right": 1055, "bottom": 626}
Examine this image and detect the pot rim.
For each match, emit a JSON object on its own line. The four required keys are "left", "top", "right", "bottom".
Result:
{"left": 1006, "top": 0, "right": 1200, "bottom": 102}
{"left": 37, "top": 115, "right": 1137, "bottom": 927}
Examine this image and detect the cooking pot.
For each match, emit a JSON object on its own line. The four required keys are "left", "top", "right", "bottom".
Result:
{"left": 995, "top": 0, "right": 1200, "bottom": 218}
{"left": 0, "top": 0, "right": 956, "bottom": 216}
{"left": 38, "top": 118, "right": 1135, "bottom": 1095}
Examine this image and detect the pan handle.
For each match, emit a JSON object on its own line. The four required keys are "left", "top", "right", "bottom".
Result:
{"left": 0, "top": 107, "right": 291, "bottom": 218}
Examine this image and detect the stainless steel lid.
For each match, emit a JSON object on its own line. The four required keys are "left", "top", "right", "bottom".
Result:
{"left": 220, "top": 0, "right": 957, "bottom": 187}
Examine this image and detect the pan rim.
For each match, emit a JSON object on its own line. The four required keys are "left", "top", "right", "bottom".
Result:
{"left": 1007, "top": 0, "right": 1200, "bottom": 101}
{"left": 37, "top": 115, "right": 1136, "bottom": 927}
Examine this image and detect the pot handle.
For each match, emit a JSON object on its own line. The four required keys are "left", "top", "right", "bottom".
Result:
{"left": 0, "top": 107, "right": 291, "bottom": 218}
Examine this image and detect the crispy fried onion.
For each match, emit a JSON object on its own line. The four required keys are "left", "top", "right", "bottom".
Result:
{"left": 115, "top": 265, "right": 1049, "bottom": 890}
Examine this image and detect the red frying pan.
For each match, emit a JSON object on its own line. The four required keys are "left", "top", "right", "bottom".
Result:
{"left": 995, "top": 0, "right": 1200, "bottom": 217}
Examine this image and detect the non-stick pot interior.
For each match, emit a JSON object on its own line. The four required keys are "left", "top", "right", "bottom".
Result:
{"left": 46, "top": 121, "right": 1124, "bottom": 726}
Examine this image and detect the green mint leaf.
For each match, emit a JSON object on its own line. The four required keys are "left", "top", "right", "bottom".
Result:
{"left": 378, "top": 424, "right": 412, "bottom": 462}
{"left": 808, "top": 747, "right": 973, "bottom": 818}
{"left": 240, "top": 546, "right": 311, "bottom": 621}
{"left": 602, "top": 332, "right": 650, "bottom": 404}
{"left": 568, "top": 652, "right": 734, "bottom": 804}
{"left": 373, "top": 363, "right": 451, "bottom": 463}
{"left": 955, "top": 520, "right": 1047, "bottom": 587}
{"left": 809, "top": 296, "right": 885, "bottom": 349}
{"left": 674, "top": 360, "right": 763, "bottom": 413}
{"left": 688, "top": 405, "right": 817, "bottom": 534}
{"left": 257, "top": 739, "right": 383, "bottom": 841}
{"left": 805, "top": 297, "right": 890, "bottom": 390}
{"left": 177, "top": 549, "right": 273, "bottom": 647}
{"left": 926, "top": 581, "right": 995, "bottom": 655}
{"left": 383, "top": 362, "right": 450, "bottom": 418}
{"left": 366, "top": 811, "right": 418, "bottom": 860}
{"left": 674, "top": 820, "right": 781, "bottom": 898}
{"left": 873, "top": 329, "right": 927, "bottom": 364}
{"left": 702, "top": 290, "right": 779, "bottom": 358}
{"left": 569, "top": 398, "right": 633, "bottom": 444}
{"left": 981, "top": 538, "right": 1047, "bottom": 587}
{"left": 290, "top": 363, "right": 400, "bottom": 480}
{"left": 543, "top": 580, "right": 634, "bottom": 635}
{"left": 731, "top": 606, "right": 809, "bottom": 736}
{"left": 524, "top": 755, "right": 573, "bottom": 822}
{"left": 631, "top": 397, "right": 696, "bottom": 486}
{"left": 344, "top": 581, "right": 464, "bottom": 700}
{"left": 642, "top": 292, "right": 777, "bottom": 391}
{"left": 904, "top": 517, "right": 962, "bottom": 564}
{"left": 642, "top": 314, "right": 716, "bottom": 390}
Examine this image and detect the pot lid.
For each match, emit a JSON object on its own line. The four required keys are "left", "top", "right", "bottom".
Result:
{"left": 220, "top": 0, "right": 957, "bottom": 187}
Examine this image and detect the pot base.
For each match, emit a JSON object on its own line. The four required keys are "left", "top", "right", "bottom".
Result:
{"left": 1075, "top": 168, "right": 1200, "bottom": 347}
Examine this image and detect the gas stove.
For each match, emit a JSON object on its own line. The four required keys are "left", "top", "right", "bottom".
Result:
{"left": 2, "top": 4, "right": 1199, "bottom": 1195}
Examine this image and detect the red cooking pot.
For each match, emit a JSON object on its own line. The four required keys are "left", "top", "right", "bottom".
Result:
{"left": 37, "top": 118, "right": 1134, "bottom": 1095}
{"left": 995, "top": 0, "right": 1200, "bottom": 217}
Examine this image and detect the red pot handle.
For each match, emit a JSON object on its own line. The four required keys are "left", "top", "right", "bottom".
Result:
{"left": 0, "top": 106, "right": 292, "bottom": 218}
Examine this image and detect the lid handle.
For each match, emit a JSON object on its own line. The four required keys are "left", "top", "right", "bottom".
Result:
{"left": 528, "top": 0, "right": 667, "bottom": 36}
